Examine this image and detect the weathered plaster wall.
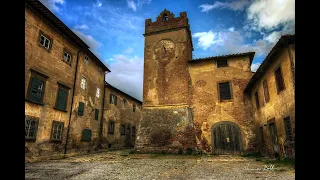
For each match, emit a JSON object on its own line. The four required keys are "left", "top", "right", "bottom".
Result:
{"left": 188, "top": 56, "right": 257, "bottom": 153}
{"left": 25, "top": 6, "right": 78, "bottom": 157}
{"left": 249, "top": 46, "right": 295, "bottom": 158}
{"left": 101, "top": 86, "right": 142, "bottom": 149}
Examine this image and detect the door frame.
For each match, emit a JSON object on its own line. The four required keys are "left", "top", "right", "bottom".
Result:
{"left": 211, "top": 121, "right": 243, "bottom": 154}
{"left": 267, "top": 119, "right": 279, "bottom": 155}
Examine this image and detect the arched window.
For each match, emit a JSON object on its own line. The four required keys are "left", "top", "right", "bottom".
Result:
{"left": 163, "top": 13, "right": 168, "bottom": 21}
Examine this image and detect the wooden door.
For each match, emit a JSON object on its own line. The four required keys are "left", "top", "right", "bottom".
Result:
{"left": 212, "top": 122, "right": 241, "bottom": 154}
{"left": 268, "top": 123, "right": 279, "bottom": 154}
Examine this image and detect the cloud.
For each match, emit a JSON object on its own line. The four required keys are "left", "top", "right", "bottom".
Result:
{"left": 124, "top": 48, "right": 134, "bottom": 54}
{"left": 40, "top": 0, "right": 65, "bottom": 12}
{"left": 199, "top": 0, "right": 250, "bottom": 12}
{"left": 72, "top": 30, "right": 102, "bottom": 54}
{"left": 247, "top": 0, "right": 295, "bottom": 30}
{"left": 127, "top": 0, "right": 137, "bottom": 12}
{"left": 105, "top": 54, "right": 143, "bottom": 101}
{"left": 94, "top": 0, "right": 102, "bottom": 7}
{"left": 251, "top": 62, "right": 261, "bottom": 72}
{"left": 228, "top": 27, "right": 235, "bottom": 32}
{"left": 74, "top": 24, "right": 89, "bottom": 30}
{"left": 127, "top": 0, "right": 151, "bottom": 12}
{"left": 263, "top": 22, "right": 295, "bottom": 44}
{"left": 193, "top": 30, "right": 218, "bottom": 50}
{"left": 193, "top": 29, "right": 274, "bottom": 57}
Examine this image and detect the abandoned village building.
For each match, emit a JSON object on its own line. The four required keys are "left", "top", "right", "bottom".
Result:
{"left": 25, "top": 0, "right": 142, "bottom": 160}
{"left": 135, "top": 9, "right": 295, "bottom": 159}
{"left": 25, "top": 0, "right": 295, "bottom": 160}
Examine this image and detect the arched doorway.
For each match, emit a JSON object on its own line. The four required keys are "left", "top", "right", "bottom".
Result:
{"left": 211, "top": 121, "right": 242, "bottom": 154}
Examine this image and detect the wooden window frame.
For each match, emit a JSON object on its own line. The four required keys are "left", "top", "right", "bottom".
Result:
{"left": 217, "top": 81, "right": 233, "bottom": 102}
{"left": 38, "top": 30, "right": 53, "bottom": 52}
{"left": 63, "top": 48, "right": 72, "bottom": 66}
{"left": 84, "top": 54, "right": 89, "bottom": 64}
{"left": 133, "top": 104, "right": 136, "bottom": 112}
{"left": 81, "top": 76, "right": 87, "bottom": 90}
{"left": 132, "top": 126, "right": 136, "bottom": 137}
{"left": 120, "top": 124, "right": 126, "bottom": 136}
{"left": 283, "top": 116, "right": 293, "bottom": 141}
{"left": 78, "top": 102, "right": 85, "bottom": 116}
{"left": 26, "top": 69, "right": 49, "bottom": 105}
{"left": 25, "top": 115, "right": 39, "bottom": 141}
{"left": 110, "top": 94, "right": 117, "bottom": 105}
{"left": 263, "top": 79, "right": 270, "bottom": 103}
{"left": 54, "top": 83, "right": 70, "bottom": 112}
{"left": 108, "top": 121, "right": 115, "bottom": 134}
{"left": 50, "top": 121, "right": 64, "bottom": 142}
{"left": 255, "top": 91, "right": 260, "bottom": 109}
{"left": 81, "top": 129, "right": 92, "bottom": 142}
{"left": 274, "top": 65, "right": 286, "bottom": 94}
{"left": 122, "top": 99, "right": 126, "bottom": 109}
{"left": 216, "top": 59, "right": 228, "bottom": 68}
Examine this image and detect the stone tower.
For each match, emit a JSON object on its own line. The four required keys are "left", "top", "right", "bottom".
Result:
{"left": 136, "top": 9, "right": 197, "bottom": 153}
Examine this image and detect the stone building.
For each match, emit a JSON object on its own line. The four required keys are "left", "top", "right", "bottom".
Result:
{"left": 244, "top": 35, "right": 295, "bottom": 159}
{"left": 136, "top": 9, "right": 295, "bottom": 158}
{"left": 101, "top": 83, "right": 142, "bottom": 149}
{"left": 25, "top": 0, "right": 141, "bottom": 160}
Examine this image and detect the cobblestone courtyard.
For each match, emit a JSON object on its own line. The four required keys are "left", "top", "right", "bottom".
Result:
{"left": 25, "top": 150, "right": 295, "bottom": 180}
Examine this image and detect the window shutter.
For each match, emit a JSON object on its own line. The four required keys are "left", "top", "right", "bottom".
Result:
{"left": 30, "top": 77, "right": 42, "bottom": 102}
{"left": 95, "top": 109, "right": 99, "bottom": 120}
{"left": 109, "top": 94, "right": 112, "bottom": 104}
{"left": 57, "top": 88, "right": 68, "bottom": 110}
{"left": 78, "top": 102, "right": 84, "bottom": 116}
{"left": 115, "top": 96, "right": 117, "bottom": 105}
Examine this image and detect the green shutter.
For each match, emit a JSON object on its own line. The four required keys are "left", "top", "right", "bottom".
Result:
{"left": 95, "top": 109, "right": 99, "bottom": 120}
{"left": 56, "top": 88, "right": 68, "bottom": 110}
{"left": 78, "top": 102, "right": 84, "bottom": 116}
{"left": 81, "top": 129, "right": 91, "bottom": 141}
{"left": 29, "top": 77, "right": 43, "bottom": 102}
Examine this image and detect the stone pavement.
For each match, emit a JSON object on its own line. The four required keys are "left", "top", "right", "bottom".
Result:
{"left": 25, "top": 150, "right": 295, "bottom": 180}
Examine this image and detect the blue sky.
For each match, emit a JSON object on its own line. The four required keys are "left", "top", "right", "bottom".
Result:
{"left": 39, "top": 0, "right": 295, "bottom": 101}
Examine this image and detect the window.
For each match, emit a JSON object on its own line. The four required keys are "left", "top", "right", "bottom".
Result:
{"left": 81, "top": 77, "right": 86, "bottom": 90}
{"left": 51, "top": 121, "right": 64, "bottom": 141}
{"left": 260, "top": 127, "right": 264, "bottom": 143}
{"left": 25, "top": 116, "right": 38, "bottom": 140}
{"left": 217, "top": 59, "right": 228, "bottom": 68}
{"left": 263, "top": 79, "right": 270, "bottom": 103}
{"left": 275, "top": 66, "right": 285, "bottom": 93}
{"left": 132, "top": 126, "right": 136, "bottom": 137}
{"left": 108, "top": 121, "right": 115, "bottom": 134}
{"left": 133, "top": 104, "right": 136, "bottom": 112}
{"left": 81, "top": 129, "right": 92, "bottom": 141}
{"left": 110, "top": 94, "right": 117, "bottom": 105}
{"left": 55, "top": 85, "right": 69, "bottom": 111}
{"left": 27, "top": 70, "right": 48, "bottom": 104}
{"left": 255, "top": 92, "right": 260, "bottom": 109}
{"left": 63, "top": 51, "right": 72, "bottom": 65}
{"left": 163, "top": 13, "right": 168, "bottom": 21}
{"left": 84, "top": 55, "right": 89, "bottom": 64}
{"left": 94, "top": 109, "right": 99, "bottom": 120}
{"left": 122, "top": 99, "right": 126, "bottom": 109}
{"left": 96, "top": 88, "right": 100, "bottom": 98}
{"left": 283, "top": 117, "right": 293, "bottom": 141}
{"left": 39, "top": 33, "right": 51, "bottom": 50}
{"left": 120, "top": 124, "right": 126, "bottom": 135}
{"left": 78, "top": 102, "right": 84, "bottom": 116}
{"left": 219, "top": 82, "right": 232, "bottom": 101}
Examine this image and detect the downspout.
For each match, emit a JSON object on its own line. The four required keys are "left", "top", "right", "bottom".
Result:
{"left": 64, "top": 49, "right": 84, "bottom": 155}
{"left": 98, "top": 73, "right": 108, "bottom": 148}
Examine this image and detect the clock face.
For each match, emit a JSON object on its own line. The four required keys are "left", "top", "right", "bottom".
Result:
{"left": 154, "top": 39, "right": 175, "bottom": 63}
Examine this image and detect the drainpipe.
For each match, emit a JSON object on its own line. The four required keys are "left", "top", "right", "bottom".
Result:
{"left": 98, "top": 73, "right": 108, "bottom": 148}
{"left": 64, "top": 49, "right": 84, "bottom": 155}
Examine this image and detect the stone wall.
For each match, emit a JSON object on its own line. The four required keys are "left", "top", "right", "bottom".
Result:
{"left": 249, "top": 46, "right": 295, "bottom": 159}
{"left": 188, "top": 56, "right": 257, "bottom": 153}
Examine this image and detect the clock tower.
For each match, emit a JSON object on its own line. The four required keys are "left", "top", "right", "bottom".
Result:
{"left": 136, "top": 9, "right": 196, "bottom": 153}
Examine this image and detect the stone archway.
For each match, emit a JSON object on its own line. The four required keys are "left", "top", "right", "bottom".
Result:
{"left": 211, "top": 121, "right": 242, "bottom": 154}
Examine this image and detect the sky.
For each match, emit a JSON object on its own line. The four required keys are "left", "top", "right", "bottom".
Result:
{"left": 39, "top": 0, "right": 295, "bottom": 101}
